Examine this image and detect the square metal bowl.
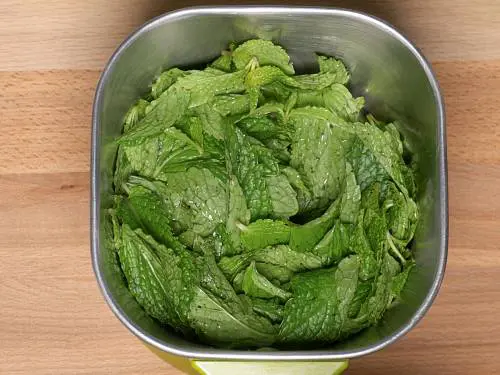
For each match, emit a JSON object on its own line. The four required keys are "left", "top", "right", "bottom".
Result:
{"left": 91, "top": 6, "right": 447, "bottom": 361}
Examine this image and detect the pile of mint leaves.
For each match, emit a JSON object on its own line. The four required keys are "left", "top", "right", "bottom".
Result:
{"left": 109, "top": 39, "right": 418, "bottom": 349}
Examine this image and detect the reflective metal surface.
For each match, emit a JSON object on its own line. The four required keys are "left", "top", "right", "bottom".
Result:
{"left": 91, "top": 6, "right": 447, "bottom": 360}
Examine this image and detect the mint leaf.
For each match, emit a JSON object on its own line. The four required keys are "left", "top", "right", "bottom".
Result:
{"left": 119, "top": 225, "right": 277, "bottom": 348}
{"left": 317, "top": 55, "right": 350, "bottom": 83}
{"left": 192, "top": 104, "right": 226, "bottom": 140}
{"left": 340, "top": 163, "right": 361, "bottom": 223}
{"left": 123, "top": 99, "right": 150, "bottom": 132}
{"left": 346, "top": 135, "right": 388, "bottom": 191}
{"left": 213, "top": 94, "right": 251, "bottom": 116}
{"left": 246, "top": 65, "right": 349, "bottom": 92}
{"left": 176, "top": 69, "right": 246, "bottom": 107}
{"left": 210, "top": 54, "right": 233, "bottom": 72}
{"left": 225, "top": 124, "right": 298, "bottom": 220}
{"left": 312, "top": 220, "right": 353, "bottom": 265}
{"left": 232, "top": 39, "right": 294, "bottom": 74}
{"left": 357, "top": 251, "right": 401, "bottom": 325}
{"left": 118, "top": 86, "right": 190, "bottom": 144}
{"left": 239, "top": 219, "right": 291, "bottom": 251}
{"left": 225, "top": 176, "right": 251, "bottom": 252}
{"left": 279, "top": 256, "right": 360, "bottom": 343}
{"left": 242, "top": 261, "right": 292, "bottom": 301}
{"left": 361, "top": 182, "right": 382, "bottom": 210}
{"left": 245, "top": 66, "right": 298, "bottom": 88}
{"left": 218, "top": 244, "right": 323, "bottom": 282}
{"left": 295, "top": 84, "right": 365, "bottom": 122}
{"left": 114, "top": 98, "right": 151, "bottom": 191}
{"left": 187, "top": 280, "right": 277, "bottom": 348}
{"left": 236, "top": 102, "right": 289, "bottom": 142}
{"left": 383, "top": 181, "right": 418, "bottom": 246}
{"left": 113, "top": 147, "right": 132, "bottom": 194}
{"left": 254, "top": 245, "right": 324, "bottom": 273}
{"left": 246, "top": 297, "right": 285, "bottom": 323}
{"left": 116, "top": 186, "right": 185, "bottom": 252}
{"left": 117, "top": 225, "right": 189, "bottom": 330}
{"left": 267, "top": 175, "right": 300, "bottom": 218}
{"left": 347, "top": 121, "right": 414, "bottom": 201}
{"left": 127, "top": 168, "right": 227, "bottom": 237}
{"left": 288, "top": 107, "right": 347, "bottom": 214}
{"left": 282, "top": 166, "right": 314, "bottom": 213}
{"left": 289, "top": 198, "right": 341, "bottom": 252}
{"left": 349, "top": 211, "right": 378, "bottom": 280}
{"left": 120, "top": 127, "right": 204, "bottom": 181}
{"left": 294, "top": 72, "right": 350, "bottom": 91}
{"left": 151, "top": 68, "right": 186, "bottom": 99}
{"left": 255, "top": 263, "right": 294, "bottom": 284}
{"left": 114, "top": 195, "right": 141, "bottom": 230}
{"left": 390, "top": 261, "right": 415, "bottom": 305}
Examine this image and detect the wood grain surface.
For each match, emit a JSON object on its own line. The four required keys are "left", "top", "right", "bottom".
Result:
{"left": 1, "top": 1, "right": 499, "bottom": 374}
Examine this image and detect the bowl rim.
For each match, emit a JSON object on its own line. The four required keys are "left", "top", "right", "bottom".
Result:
{"left": 91, "top": 5, "right": 448, "bottom": 360}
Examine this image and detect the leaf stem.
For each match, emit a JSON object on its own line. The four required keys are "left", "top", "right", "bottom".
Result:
{"left": 386, "top": 231, "right": 406, "bottom": 265}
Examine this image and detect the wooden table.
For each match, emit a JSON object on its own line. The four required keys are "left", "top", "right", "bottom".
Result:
{"left": 1, "top": 1, "right": 499, "bottom": 374}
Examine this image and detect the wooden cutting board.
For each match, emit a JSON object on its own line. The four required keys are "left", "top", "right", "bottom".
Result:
{"left": 1, "top": 1, "right": 499, "bottom": 374}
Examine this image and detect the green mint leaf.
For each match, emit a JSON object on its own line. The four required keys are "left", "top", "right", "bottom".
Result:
{"left": 349, "top": 211, "right": 378, "bottom": 280}
{"left": 236, "top": 102, "right": 288, "bottom": 140}
{"left": 312, "top": 219, "right": 353, "bottom": 265}
{"left": 261, "top": 80, "right": 293, "bottom": 102}
{"left": 127, "top": 168, "right": 227, "bottom": 237}
{"left": 113, "top": 146, "right": 132, "bottom": 194}
{"left": 289, "top": 198, "right": 341, "bottom": 253}
{"left": 239, "top": 219, "right": 291, "bottom": 251}
{"left": 282, "top": 166, "right": 314, "bottom": 213}
{"left": 253, "top": 245, "right": 324, "bottom": 273}
{"left": 247, "top": 64, "right": 350, "bottom": 93}
{"left": 151, "top": 68, "right": 186, "bottom": 99}
{"left": 357, "top": 251, "right": 400, "bottom": 325}
{"left": 361, "top": 182, "right": 382, "bottom": 210}
{"left": 232, "top": 39, "right": 294, "bottom": 75}
{"left": 187, "top": 284, "right": 277, "bottom": 348}
{"left": 288, "top": 107, "right": 347, "bottom": 214}
{"left": 246, "top": 297, "right": 285, "bottom": 323}
{"left": 176, "top": 69, "right": 246, "bottom": 108}
{"left": 255, "top": 263, "right": 294, "bottom": 284}
{"left": 123, "top": 99, "right": 150, "bottom": 132}
{"left": 317, "top": 55, "right": 350, "bottom": 84}
{"left": 118, "top": 86, "right": 190, "bottom": 144}
{"left": 119, "top": 127, "right": 204, "bottom": 181}
{"left": 210, "top": 53, "right": 234, "bottom": 72}
{"left": 295, "top": 84, "right": 365, "bottom": 122}
{"left": 213, "top": 94, "right": 251, "bottom": 116}
{"left": 116, "top": 186, "right": 185, "bottom": 252}
{"left": 389, "top": 261, "right": 415, "bottom": 305}
{"left": 242, "top": 261, "right": 292, "bottom": 301}
{"left": 347, "top": 121, "right": 412, "bottom": 200}
{"left": 340, "top": 163, "right": 361, "bottom": 223}
{"left": 245, "top": 66, "right": 298, "bottom": 88}
{"left": 279, "top": 256, "right": 360, "bottom": 343}
{"left": 225, "top": 124, "right": 298, "bottom": 220}
{"left": 225, "top": 176, "right": 251, "bottom": 252}
{"left": 114, "top": 195, "right": 141, "bottom": 230}
{"left": 120, "top": 225, "right": 277, "bottom": 348}
{"left": 294, "top": 72, "right": 350, "bottom": 91}
{"left": 114, "top": 98, "right": 150, "bottom": 191}
{"left": 117, "top": 225, "right": 189, "bottom": 330}
{"left": 267, "top": 174, "right": 300, "bottom": 218}
{"left": 383, "top": 181, "right": 418, "bottom": 246}
{"left": 218, "top": 244, "right": 323, "bottom": 282}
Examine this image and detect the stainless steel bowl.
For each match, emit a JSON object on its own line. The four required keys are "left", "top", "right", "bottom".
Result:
{"left": 91, "top": 6, "right": 447, "bottom": 363}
